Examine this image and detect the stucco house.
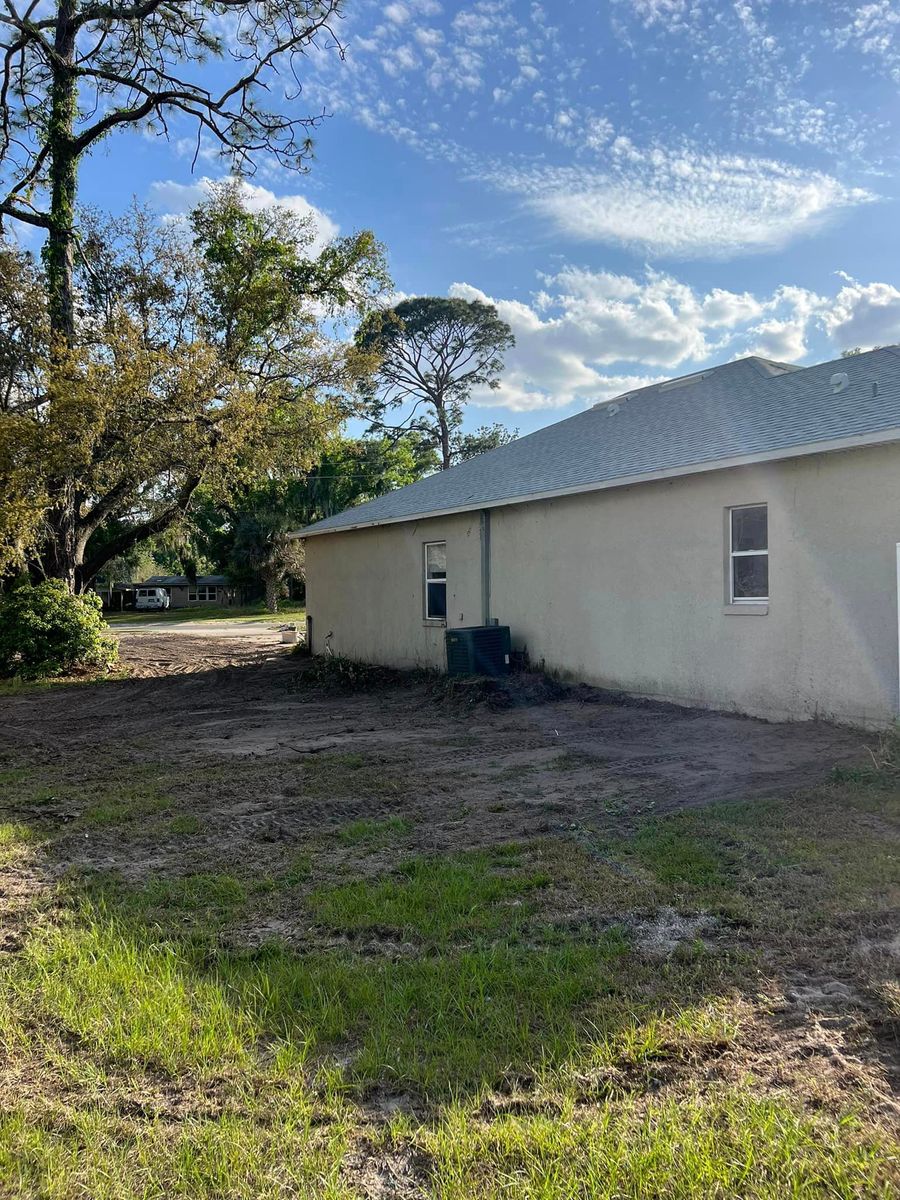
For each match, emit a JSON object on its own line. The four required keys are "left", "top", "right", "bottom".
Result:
{"left": 299, "top": 348, "right": 900, "bottom": 728}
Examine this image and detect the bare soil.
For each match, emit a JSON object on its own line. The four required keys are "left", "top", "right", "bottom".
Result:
{"left": 0, "top": 631, "right": 869, "bottom": 897}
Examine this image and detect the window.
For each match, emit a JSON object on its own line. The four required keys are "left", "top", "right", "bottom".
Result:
{"left": 424, "top": 542, "right": 447, "bottom": 620}
{"left": 189, "top": 586, "right": 217, "bottom": 602}
{"left": 729, "top": 505, "right": 768, "bottom": 603}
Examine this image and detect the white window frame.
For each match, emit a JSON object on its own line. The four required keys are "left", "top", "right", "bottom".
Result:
{"left": 189, "top": 586, "right": 217, "bottom": 603}
{"left": 728, "top": 504, "right": 768, "bottom": 604}
{"left": 424, "top": 541, "right": 447, "bottom": 622}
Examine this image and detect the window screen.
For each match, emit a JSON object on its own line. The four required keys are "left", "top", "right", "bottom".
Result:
{"left": 729, "top": 505, "right": 768, "bottom": 602}
{"left": 424, "top": 542, "right": 447, "bottom": 620}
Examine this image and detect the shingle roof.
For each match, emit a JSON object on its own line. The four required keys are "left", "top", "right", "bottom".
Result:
{"left": 142, "top": 575, "right": 230, "bottom": 587}
{"left": 298, "top": 348, "right": 900, "bottom": 537}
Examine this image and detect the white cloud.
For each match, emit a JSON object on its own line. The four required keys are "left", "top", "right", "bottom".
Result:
{"left": 834, "top": 2, "right": 900, "bottom": 81}
{"left": 821, "top": 277, "right": 900, "bottom": 349}
{"left": 485, "top": 145, "right": 874, "bottom": 259}
{"left": 449, "top": 271, "right": 718, "bottom": 410}
{"left": 444, "top": 268, "right": 900, "bottom": 413}
{"left": 625, "top": 0, "right": 690, "bottom": 31}
{"left": 148, "top": 177, "right": 339, "bottom": 252}
{"left": 384, "top": 2, "right": 409, "bottom": 23}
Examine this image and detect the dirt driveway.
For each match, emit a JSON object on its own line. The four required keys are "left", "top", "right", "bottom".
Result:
{"left": 110, "top": 620, "right": 290, "bottom": 677}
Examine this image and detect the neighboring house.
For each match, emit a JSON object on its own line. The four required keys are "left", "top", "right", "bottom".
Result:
{"left": 141, "top": 576, "right": 236, "bottom": 609}
{"left": 299, "top": 349, "right": 900, "bottom": 728}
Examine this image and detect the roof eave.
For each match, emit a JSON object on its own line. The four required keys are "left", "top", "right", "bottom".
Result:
{"left": 293, "top": 425, "right": 900, "bottom": 538}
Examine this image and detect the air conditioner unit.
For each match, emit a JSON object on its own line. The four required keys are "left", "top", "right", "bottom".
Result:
{"left": 445, "top": 625, "right": 512, "bottom": 677}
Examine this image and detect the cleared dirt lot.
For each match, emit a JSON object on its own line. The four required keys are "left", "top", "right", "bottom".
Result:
{"left": 1, "top": 631, "right": 899, "bottom": 1197}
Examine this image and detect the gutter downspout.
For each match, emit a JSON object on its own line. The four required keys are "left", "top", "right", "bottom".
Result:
{"left": 480, "top": 509, "right": 491, "bottom": 625}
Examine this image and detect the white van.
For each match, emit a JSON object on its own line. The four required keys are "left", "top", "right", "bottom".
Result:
{"left": 135, "top": 587, "right": 170, "bottom": 611}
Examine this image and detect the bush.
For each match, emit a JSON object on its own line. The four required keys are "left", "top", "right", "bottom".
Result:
{"left": 0, "top": 580, "right": 118, "bottom": 680}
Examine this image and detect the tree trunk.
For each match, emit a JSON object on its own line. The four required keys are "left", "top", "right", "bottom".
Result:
{"left": 436, "top": 398, "right": 452, "bottom": 470}
{"left": 39, "top": 0, "right": 80, "bottom": 589}
{"left": 264, "top": 571, "right": 279, "bottom": 614}
{"left": 46, "top": 0, "right": 78, "bottom": 346}
{"left": 41, "top": 488, "right": 79, "bottom": 590}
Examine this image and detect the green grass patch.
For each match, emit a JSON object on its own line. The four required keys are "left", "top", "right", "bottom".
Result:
{"left": 629, "top": 820, "right": 731, "bottom": 890}
{"left": 0, "top": 1102, "right": 350, "bottom": 1200}
{"left": 420, "top": 1091, "right": 899, "bottom": 1199}
{"left": 168, "top": 813, "right": 202, "bottom": 836}
{"left": 82, "top": 792, "right": 171, "bottom": 828}
{"left": 310, "top": 851, "right": 551, "bottom": 944}
{"left": 134, "top": 873, "right": 248, "bottom": 911}
{"left": 0, "top": 821, "right": 36, "bottom": 864}
{"left": 105, "top": 602, "right": 305, "bottom": 626}
{"left": 278, "top": 852, "right": 312, "bottom": 888}
{"left": 2, "top": 743, "right": 900, "bottom": 1196}
{"left": 337, "top": 815, "right": 412, "bottom": 846}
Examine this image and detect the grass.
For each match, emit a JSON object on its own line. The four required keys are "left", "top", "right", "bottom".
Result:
{"left": 105, "top": 602, "right": 306, "bottom": 626}
{"left": 0, "top": 821, "right": 36, "bottom": 865}
{"left": 0, "top": 1104, "right": 352, "bottom": 1200}
{"left": 0, "top": 669, "right": 131, "bottom": 696}
{"left": 310, "top": 849, "right": 551, "bottom": 944}
{"left": 418, "top": 1092, "right": 898, "bottom": 1199}
{"left": 337, "top": 814, "right": 412, "bottom": 846}
{"left": 1, "top": 739, "right": 899, "bottom": 1196}
{"left": 169, "top": 813, "right": 202, "bottom": 835}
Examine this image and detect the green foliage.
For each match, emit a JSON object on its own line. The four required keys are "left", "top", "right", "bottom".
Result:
{"left": 1, "top": 186, "right": 390, "bottom": 590}
{"left": 0, "top": 580, "right": 117, "bottom": 680}
{"left": 229, "top": 481, "right": 306, "bottom": 612}
{"left": 296, "top": 432, "right": 439, "bottom": 522}
{"left": 454, "top": 421, "right": 519, "bottom": 462}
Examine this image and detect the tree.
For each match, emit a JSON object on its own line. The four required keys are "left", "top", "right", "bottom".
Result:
{"left": 0, "top": 186, "right": 387, "bottom": 589}
{"left": 230, "top": 485, "right": 305, "bottom": 613}
{"left": 0, "top": 0, "right": 344, "bottom": 345}
{"left": 0, "top": 0, "right": 348, "bottom": 586}
{"left": 453, "top": 423, "right": 518, "bottom": 464}
{"left": 297, "top": 432, "right": 438, "bottom": 520}
{"left": 355, "top": 297, "right": 515, "bottom": 470}
{"left": 165, "top": 432, "right": 437, "bottom": 603}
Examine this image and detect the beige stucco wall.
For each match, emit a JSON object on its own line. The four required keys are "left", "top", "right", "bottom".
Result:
{"left": 304, "top": 512, "right": 483, "bottom": 669}
{"left": 304, "top": 443, "right": 900, "bottom": 726}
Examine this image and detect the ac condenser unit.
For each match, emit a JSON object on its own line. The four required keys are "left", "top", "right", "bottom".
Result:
{"left": 445, "top": 625, "right": 511, "bottom": 677}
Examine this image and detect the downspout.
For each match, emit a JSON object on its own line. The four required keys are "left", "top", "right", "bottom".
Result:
{"left": 480, "top": 509, "right": 492, "bottom": 625}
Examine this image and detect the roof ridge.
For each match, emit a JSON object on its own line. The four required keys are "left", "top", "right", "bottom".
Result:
{"left": 297, "top": 347, "right": 900, "bottom": 537}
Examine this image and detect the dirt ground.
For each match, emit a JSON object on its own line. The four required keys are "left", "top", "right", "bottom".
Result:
{"left": 2, "top": 631, "right": 868, "bottom": 856}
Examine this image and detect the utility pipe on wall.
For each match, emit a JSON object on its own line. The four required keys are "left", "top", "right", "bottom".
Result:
{"left": 480, "top": 510, "right": 492, "bottom": 626}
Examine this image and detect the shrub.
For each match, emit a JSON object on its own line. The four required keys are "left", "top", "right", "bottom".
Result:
{"left": 0, "top": 580, "right": 118, "bottom": 680}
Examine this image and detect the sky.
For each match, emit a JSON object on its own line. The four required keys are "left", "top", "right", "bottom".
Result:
{"left": 54, "top": 0, "right": 900, "bottom": 434}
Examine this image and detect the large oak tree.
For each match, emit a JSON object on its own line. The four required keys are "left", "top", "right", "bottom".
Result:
{"left": 0, "top": 0, "right": 347, "bottom": 583}
{"left": 0, "top": 183, "right": 387, "bottom": 589}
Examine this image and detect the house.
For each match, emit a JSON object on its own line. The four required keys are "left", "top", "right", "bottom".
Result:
{"left": 298, "top": 348, "right": 900, "bottom": 728}
{"left": 140, "top": 575, "right": 236, "bottom": 609}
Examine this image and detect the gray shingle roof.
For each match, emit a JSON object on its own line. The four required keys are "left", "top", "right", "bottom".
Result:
{"left": 299, "top": 348, "right": 900, "bottom": 537}
{"left": 143, "top": 575, "right": 230, "bottom": 587}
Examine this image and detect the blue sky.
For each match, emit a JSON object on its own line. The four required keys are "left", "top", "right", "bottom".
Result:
{"left": 69, "top": 1, "right": 900, "bottom": 434}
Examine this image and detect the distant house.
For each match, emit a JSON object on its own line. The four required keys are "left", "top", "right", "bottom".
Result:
{"left": 141, "top": 576, "right": 235, "bottom": 609}
{"left": 298, "top": 349, "right": 900, "bottom": 728}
